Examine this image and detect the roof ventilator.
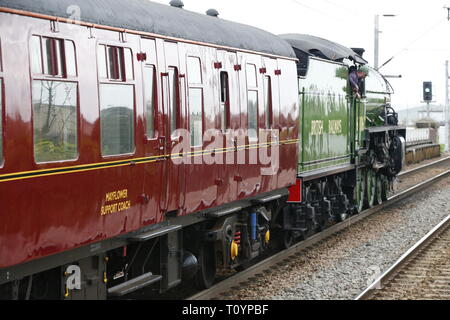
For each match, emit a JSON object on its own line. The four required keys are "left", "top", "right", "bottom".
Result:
{"left": 206, "top": 9, "right": 219, "bottom": 17}
{"left": 169, "top": 0, "right": 184, "bottom": 8}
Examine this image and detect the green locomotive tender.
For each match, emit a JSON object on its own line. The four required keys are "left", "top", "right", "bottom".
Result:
{"left": 278, "top": 34, "right": 406, "bottom": 247}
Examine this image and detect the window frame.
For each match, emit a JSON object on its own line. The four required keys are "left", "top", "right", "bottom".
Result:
{"left": 96, "top": 42, "right": 136, "bottom": 158}
{"left": 246, "top": 63, "right": 260, "bottom": 142}
{"left": 186, "top": 56, "right": 203, "bottom": 85}
{"left": 29, "top": 34, "right": 80, "bottom": 164}
{"left": 219, "top": 71, "right": 230, "bottom": 132}
{"left": 98, "top": 44, "right": 134, "bottom": 82}
{"left": 99, "top": 84, "right": 135, "bottom": 157}
{"left": 247, "top": 90, "right": 259, "bottom": 142}
{"left": 0, "top": 78, "right": 3, "bottom": 168}
{"left": 168, "top": 66, "right": 181, "bottom": 137}
{"left": 0, "top": 37, "right": 3, "bottom": 73}
{"left": 263, "top": 75, "right": 273, "bottom": 130}
{"left": 186, "top": 55, "right": 204, "bottom": 148}
{"left": 187, "top": 87, "right": 204, "bottom": 148}
{"left": 143, "top": 64, "right": 157, "bottom": 140}
{"left": 0, "top": 38, "right": 4, "bottom": 167}
{"left": 43, "top": 37, "right": 64, "bottom": 77}
{"left": 30, "top": 35, "right": 78, "bottom": 79}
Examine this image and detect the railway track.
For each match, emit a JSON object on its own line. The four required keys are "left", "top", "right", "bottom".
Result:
{"left": 187, "top": 158, "right": 450, "bottom": 300}
{"left": 398, "top": 155, "right": 450, "bottom": 179}
{"left": 356, "top": 215, "right": 450, "bottom": 300}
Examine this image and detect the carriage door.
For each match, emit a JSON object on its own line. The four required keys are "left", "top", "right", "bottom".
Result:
{"left": 140, "top": 38, "right": 167, "bottom": 224}
{"left": 216, "top": 50, "right": 240, "bottom": 203}
{"left": 237, "top": 53, "right": 264, "bottom": 199}
{"left": 261, "top": 57, "right": 280, "bottom": 191}
{"left": 162, "top": 41, "right": 185, "bottom": 215}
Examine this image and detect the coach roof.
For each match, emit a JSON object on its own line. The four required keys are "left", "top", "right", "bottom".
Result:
{"left": 0, "top": 0, "right": 296, "bottom": 59}
{"left": 280, "top": 33, "right": 367, "bottom": 64}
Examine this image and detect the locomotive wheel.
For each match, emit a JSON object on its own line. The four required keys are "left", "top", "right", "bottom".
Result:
{"left": 194, "top": 242, "right": 216, "bottom": 290}
{"left": 380, "top": 175, "right": 389, "bottom": 202}
{"left": 331, "top": 176, "right": 349, "bottom": 222}
{"left": 365, "top": 169, "right": 376, "bottom": 208}
{"left": 338, "top": 210, "right": 349, "bottom": 222}
{"left": 375, "top": 174, "right": 383, "bottom": 205}
{"left": 305, "top": 185, "right": 321, "bottom": 232}
{"left": 320, "top": 181, "right": 333, "bottom": 229}
{"left": 354, "top": 169, "right": 365, "bottom": 213}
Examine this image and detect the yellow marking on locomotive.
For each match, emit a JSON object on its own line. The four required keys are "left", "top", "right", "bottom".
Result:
{"left": 311, "top": 120, "right": 324, "bottom": 136}
{"left": 359, "top": 116, "right": 366, "bottom": 131}
{"left": 328, "top": 120, "right": 342, "bottom": 135}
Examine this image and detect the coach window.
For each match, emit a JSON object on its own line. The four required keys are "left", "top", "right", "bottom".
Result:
{"left": 246, "top": 64, "right": 258, "bottom": 140}
{"left": 97, "top": 44, "right": 135, "bottom": 156}
{"left": 43, "top": 38, "right": 63, "bottom": 76}
{"left": 0, "top": 40, "right": 3, "bottom": 164}
{"left": 220, "top": 71, "right": 230, "bottom": 131}
{"left": 97, "top": 45, "right": 108, "bottom": 78}
{"left": 65, "top": 41, "right": 77, "bottom": 77}
{"left": 263, "top": 76, "right": 273, "bottom": 129}
{"left": 143, "top": 65, "right": 156, "bottom": 138}
{"left": 168, "top": 67, "right": 180, "bottom": 135}
{"left": 187, "top": 57, "right": 203, "bottom": 147}
{"left": 30, "top": 35, "right": 78, "bottom": 163}
{"left": 124, "top": 49, "right": 134, "bottom": 81}
{"left": 0, "top": 78, "right": 3, "bottom": 164}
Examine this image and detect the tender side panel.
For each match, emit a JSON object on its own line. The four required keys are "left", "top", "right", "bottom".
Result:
{"left": 298, "top": 58, "right": 351, "bottom": 174}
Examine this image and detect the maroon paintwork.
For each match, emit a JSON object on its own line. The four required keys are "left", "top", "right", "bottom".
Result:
{"left": 0, "top": 11, "right": 299, "bottom": 269}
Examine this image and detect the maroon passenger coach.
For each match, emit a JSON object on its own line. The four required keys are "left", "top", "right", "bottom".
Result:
{"left": 0, "top": 0, "right": 299, "bottom": 299}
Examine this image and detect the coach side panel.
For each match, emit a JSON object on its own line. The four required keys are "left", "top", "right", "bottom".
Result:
{"left": 0, "top": 12, "right": 300, "bottom": 271}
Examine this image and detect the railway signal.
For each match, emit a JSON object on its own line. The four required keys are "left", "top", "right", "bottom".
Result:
{"left": 423, "top": 82, "right": 433, "bottom": 102}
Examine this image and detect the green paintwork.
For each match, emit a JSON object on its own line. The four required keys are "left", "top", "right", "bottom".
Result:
{"left": 297, "top": 59, "right": 392, "bottom": 175}
{"left": 355, "top": 97, "right": 366, "bottom": 150}
{"left": 298, "top": 58, "right": 351, "bottom": 174}
{"left": 365, "top": 67, "right": 391, "bottom": 127}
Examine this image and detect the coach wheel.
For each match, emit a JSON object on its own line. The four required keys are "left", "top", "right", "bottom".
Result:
{"left": 354, "top": 169, "right": 365, "bottom": 213}
{"left": 365, "top": 169, "right": 376, "bottom": 208}
{"left": 194, "top": 242, "right": 216, "bottom": 290}
{"left": 283, "top": 230, "right": 294, "bottom": 249}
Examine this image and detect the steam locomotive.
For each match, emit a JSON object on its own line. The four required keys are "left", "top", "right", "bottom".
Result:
{"left": 0, "top": 0, "right": 405, "bottom": 299}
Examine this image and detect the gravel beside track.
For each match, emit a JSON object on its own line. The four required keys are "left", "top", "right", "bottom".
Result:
{"left": 396, "top": 153, "right": 450, "bottom": 191}
{"left": 366, "top": 216, "right": 450, "bottom": 300}
{"left": 227, "top": 177, "right": 450, "bottom": 300}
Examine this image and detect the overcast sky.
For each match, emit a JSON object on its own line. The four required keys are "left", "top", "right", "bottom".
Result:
{"left": 152, "top": 0, "right": 450, "bottom": 111}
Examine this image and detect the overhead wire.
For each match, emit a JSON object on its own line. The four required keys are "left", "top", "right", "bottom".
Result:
{"left": 289, "top": 0, "right": 349, "bottom": 23}
{"left": 378, "top": 18, "right": 447, "bottom": 70}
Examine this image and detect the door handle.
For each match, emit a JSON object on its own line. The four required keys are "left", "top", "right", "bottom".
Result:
{"left": 156, "top": 136, "right": 167, "bottom": 154}
{"left": 169, "top": 136, "right": 183, "bottom": 148}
